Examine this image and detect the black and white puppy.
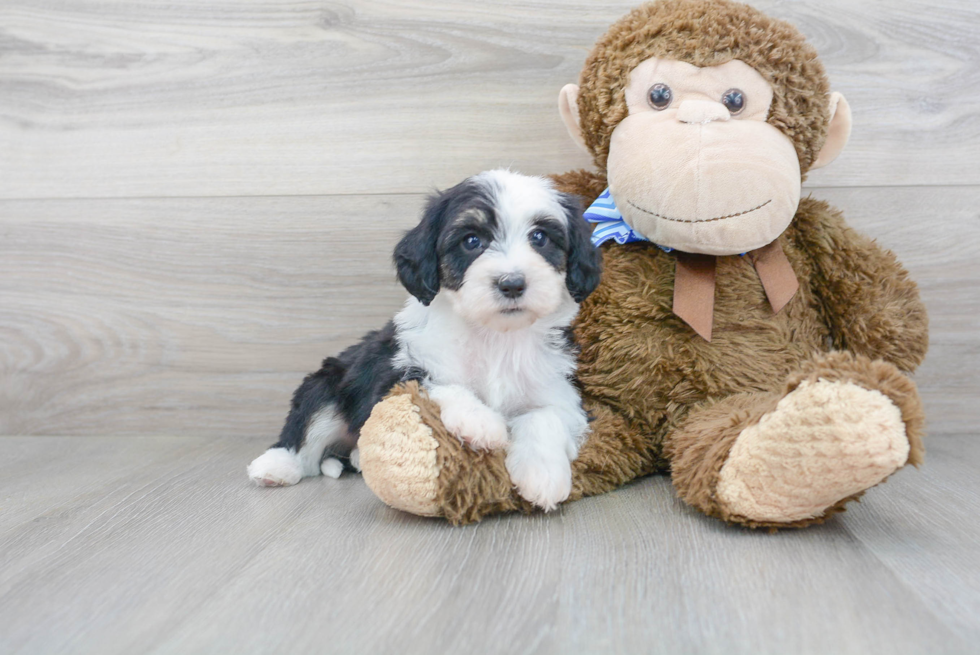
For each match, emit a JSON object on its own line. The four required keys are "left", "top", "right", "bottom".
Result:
{"left": 247, "top": 170, "right": 602, "bottom": 510}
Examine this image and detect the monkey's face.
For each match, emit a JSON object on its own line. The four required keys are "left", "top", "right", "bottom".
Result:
{"left": 604, "top": 58, "right": 801, "bottom": 256}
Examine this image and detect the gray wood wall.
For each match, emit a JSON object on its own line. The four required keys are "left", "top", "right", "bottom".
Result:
{"left": 2, "top": 0, "right": 978, "bottom": 437}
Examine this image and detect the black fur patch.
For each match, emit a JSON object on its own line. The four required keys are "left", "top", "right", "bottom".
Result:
{"left": 558, "top": 325, "right": 578, "bottom": 353}
{"left": 530, "top": 215, "right": 569, "bottom": 272}
{"left": 394, "top": 180, "right": 496, "bottom": 303}
{"left": 558, "top": 193, "right": 603, "bottom": 302}
{"left": 272, "top": 321, "right": 424, "bottom": 461}
{"left": 438, "top": 204, "right": 496, "bottom": 291}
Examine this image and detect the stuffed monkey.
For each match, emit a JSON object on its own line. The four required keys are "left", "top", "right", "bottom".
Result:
{"left": 357, "top": 0, "right": 928, "bottom": 528}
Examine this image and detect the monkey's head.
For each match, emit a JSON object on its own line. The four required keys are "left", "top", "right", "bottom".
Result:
{"left": 559, "top": 0, "right": 852, "bottom": 256}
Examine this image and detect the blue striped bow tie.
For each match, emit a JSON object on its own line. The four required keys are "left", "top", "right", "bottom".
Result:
{"left": 583, "top": 188, "right": 673, "bottom": 253}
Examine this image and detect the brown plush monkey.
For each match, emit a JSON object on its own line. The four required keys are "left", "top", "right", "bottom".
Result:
{"left": 357, "top": 0, "right": 929, "bottom": 528}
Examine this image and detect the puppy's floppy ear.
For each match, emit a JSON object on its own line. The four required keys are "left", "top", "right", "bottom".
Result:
{"left": 394, "top": 191, "right": 446, "bottom": 305}
{"left": 560, "top": 193, "right": 602, "bottom": 302}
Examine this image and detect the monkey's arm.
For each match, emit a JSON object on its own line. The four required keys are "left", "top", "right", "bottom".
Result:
{"left": 789, "top": 197, "right": 929, "bottom": 373}
{"left": 356, "top": 380, "right": 663, "bottom": 524}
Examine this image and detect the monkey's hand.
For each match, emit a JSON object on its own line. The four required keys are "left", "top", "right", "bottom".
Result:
{"left": 791, "top": 197, "right": 928, "bottom": 373}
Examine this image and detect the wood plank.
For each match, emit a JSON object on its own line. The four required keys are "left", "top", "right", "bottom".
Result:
{"left": 814, "top": 186, "right": 980, "bottom": 435}
{"left": 0, "top": 435, "right": 975, "bottom": 654}
{"left": 550, "top": 469, "right": 966, "bottom": 655}
{"left": 1, "top": 0, "right": 977, "bottom": 199}
{"left": 0, "top": 194, "right": 422, "bottom": 437}
{"left": 0, "top": 436, "right": 215, "bottom": 532}
{"left": 153, "top": 491, "right": 567, "bottom": 655}
{"left": 841, "top": 436, "right": 980, "bottom": 642}
{"left": 0, "top": 435, "right": 355, "bottom": 654}
{"left": 2, "top": 185, "right": 977, "bottom": 437}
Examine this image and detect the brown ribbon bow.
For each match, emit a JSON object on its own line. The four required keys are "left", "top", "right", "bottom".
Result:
{"left": 672, "top": 240, "right": 799, "bottom": 341}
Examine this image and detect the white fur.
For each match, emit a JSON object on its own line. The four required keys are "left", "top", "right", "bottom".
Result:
{"left": 247, "top": 447, "right": 303, "bottom": 487}
{"left": 248, "top": 408, "right": 344, "bottom": 486}
{"left": 299, "top": 408, "right": 345, "bottom": 475}
{"left": 444, "top": 171, "right": 572, "bottom": 332}
{"left": 427, "top": 384, "right": 510, "bottom": 450}
{"left": 506, "top": 409, "right": 577, "bottom": 511}
{"left": 321, "top": 458, "right": 344, "bottom": 479}
{"left": 393, "top": 170, "right": 590, "bottom": 510}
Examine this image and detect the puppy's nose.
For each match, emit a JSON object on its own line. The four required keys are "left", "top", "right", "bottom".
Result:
{"left": 496, "top": 275, "right": 526, "bottom": 299}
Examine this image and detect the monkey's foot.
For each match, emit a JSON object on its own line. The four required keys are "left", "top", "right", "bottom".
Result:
{"left": 358, "top": 382, "right": 530, "bottom": 524}
{"left": 716, "top": 379, "right": 908, "bottom": 523}
{"left": 358, "top": 391, "right": 442, "bottom": 517}
{"left": 668, "top": 352, "right": 925, "bottom": 528}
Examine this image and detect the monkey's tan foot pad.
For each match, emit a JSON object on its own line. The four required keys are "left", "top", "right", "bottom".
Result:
{"left": 359, "top": 393, "right": 443, "bottom": 517}
{"left": 716, "top": 379, "right": 909, "bottom": 523}
{"left": 359, "top": 382, "right": 529, "bottom": 524}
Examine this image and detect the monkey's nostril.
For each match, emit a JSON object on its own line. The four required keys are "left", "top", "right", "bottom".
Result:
{"left": 677, "top": 99, "right": 731, "bottom": 124}
{"left": 496, "top": 275, "right": 526, "bottom": 299}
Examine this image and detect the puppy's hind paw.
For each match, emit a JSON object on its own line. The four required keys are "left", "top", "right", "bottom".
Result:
{"left": 320, "top": 457, "right": 344, "bottom": 479}
{"left": 247, "top": 447, "right": 303, "bottom": 487}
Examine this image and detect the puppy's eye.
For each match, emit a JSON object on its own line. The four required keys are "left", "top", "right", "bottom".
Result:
{"left": 648, "top": 83, "right": 672, "bottom": 110}
{"left": 529, "top": 230, "right": 548, "bottom": 247}
{"left": 462, "top": 234, "right": 482, "bottom": 251}
{"left": 721, "top": 88, "right": 745, "bottom": 115}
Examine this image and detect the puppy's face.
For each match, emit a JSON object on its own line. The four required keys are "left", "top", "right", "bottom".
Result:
{"left": 395, "top": 170, "right": 602, "bottom": 331}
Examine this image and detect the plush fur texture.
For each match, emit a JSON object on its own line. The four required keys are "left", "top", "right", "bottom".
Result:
{"left": 358, "top": 391, "right": 442, "bottom": 517}
{"left": 361, "top": 381, "right": 668, "bottom": 526}
{"left": 355, "top": 0, "right": 929, "bottom": 528}
{"left": 716, "top": 379, "right": 908, "bottom": 522}
{"left": 576, "top": 0, "right": 831, "bottom": 174}
{"left": 359, "top": 175, "right": 929, "bottom": 526}
{"left": 667, "top": 350, "right": 925, "bottom": 528}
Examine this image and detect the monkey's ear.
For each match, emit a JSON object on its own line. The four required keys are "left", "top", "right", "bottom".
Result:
{"left": 811, "top": 92, "right": 852, "bottom": 170}
{"left": 393, "top": 194, "right": 444, "bottom": 305}
{"left": 559, "top": 84, "right": 589, "bottom": 154}
{"left": 560, "top": 194, "right": 603, "bottom": 302}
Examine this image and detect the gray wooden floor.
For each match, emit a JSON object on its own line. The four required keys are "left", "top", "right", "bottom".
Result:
{"left": 0, "top": 435, "right": 978, "bottom": 655}
{"left": 2, "top": 0, "right": 980, "bottom": 653}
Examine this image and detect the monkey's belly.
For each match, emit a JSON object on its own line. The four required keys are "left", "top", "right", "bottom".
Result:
{"left": 575, "top": 243, "right": 829, "bottom": 428}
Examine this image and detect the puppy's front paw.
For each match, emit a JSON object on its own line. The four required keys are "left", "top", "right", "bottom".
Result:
{"left": 440, "top": 403, "right": 509, "bottom": 451}
{"left": 505, "top": 447, "right": 572, "bottom": 511}
{"left": 247, "top": 447, "right": 303, "bottom": 487}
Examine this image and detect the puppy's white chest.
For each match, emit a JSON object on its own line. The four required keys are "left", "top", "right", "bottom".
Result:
{"left": 393, "top": 297, "right": 574, "bottom": 418}
{"left": 457, "top": 331, "right": 561, "bottom": 416}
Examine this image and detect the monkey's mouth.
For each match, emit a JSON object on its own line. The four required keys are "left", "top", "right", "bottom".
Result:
{"left": 626, "top": 198, "right": 772, "bottom": 224}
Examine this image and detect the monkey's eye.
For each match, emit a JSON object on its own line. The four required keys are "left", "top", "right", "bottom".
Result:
{"left": 462, "top": 234, "right": 483, "bottom": 251}
{"left": 529, "top": 230, "right": 548, "bottom": 247}
{"left": 647, "top": 83, "right": 672, "bottom": 110}
{"left": 721, "top": 88, "right": 745, "bottom": 115}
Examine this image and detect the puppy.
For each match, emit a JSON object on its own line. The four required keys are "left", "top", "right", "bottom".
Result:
{"left": 247, "top": 170, "right": 602, "bottom": 510}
